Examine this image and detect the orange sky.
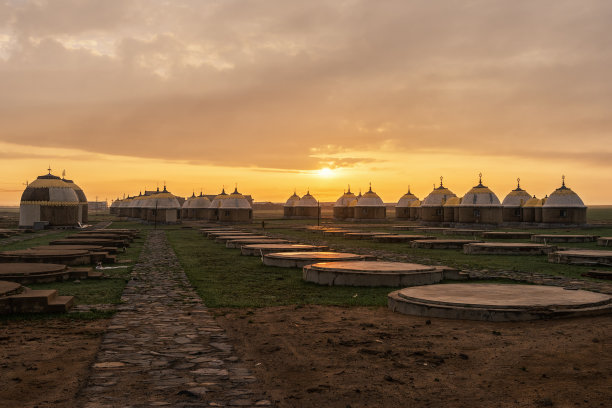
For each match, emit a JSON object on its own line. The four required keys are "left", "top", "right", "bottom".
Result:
{"left": 1, "top": 1, "right": 611, "bottom": 205}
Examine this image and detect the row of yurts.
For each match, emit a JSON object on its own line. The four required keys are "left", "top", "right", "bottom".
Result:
{"left": 286, "top": 175, "right": 587, "bottom": 225}
{"left": 110, "top": 186, "right": 253, "bottom": 223}
{"left": 19, "top": 170, "right": 88, "bottom": 228}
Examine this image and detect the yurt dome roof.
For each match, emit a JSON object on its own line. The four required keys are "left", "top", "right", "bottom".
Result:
{"left": 355, "top": 185, "right": 384, "bottom": 207}
{"left": 460, "top": 174, "right": 501, "bottom": 207}
{"left": 220, "top": 187, "right": 252, "bottom": 209}
{"left": 284, "top": 191, "right": 301, "bottom": 207}
{"left": 334, "top": 186, "right": 357, "bottom": 207}
{"left": 396, "top": 188, "right": 419, "bottom": 208}
{"left": 443, "top": 196, "right": 462, "bottom": 206}
{"left": 191, "top": 192, "right": 212, "bottom": 209}
{"left": 543, "top": 177, "right": 585, "bottom": 208}
{"left": 502, "top": 178, "right": 532, "bottom": 207}
{"left": 296, "top": 191, "right": 318, "bottom": 207}
{"left": 523, "top": 196, "right": 545, "bottom": 207}
{"left": 20, "top": 171, "right": 79, "bottom": 205}
{"left": 421, "top": 177, "right": 456, "bottom": 207}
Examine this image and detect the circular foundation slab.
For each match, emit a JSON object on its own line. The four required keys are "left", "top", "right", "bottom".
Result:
{"left": 226, "top": 238, "right": 291, "bottom": 249}
{"left": 303, "top": 261, "right": 444, "bottom": 287}
{"left": 0, "top": 249, "right": 92, "bottom": 265}
{"left": 531, "top": 234, "right": 598, "bottom": 243}
{"left": 412, "top": 239, "right": 480, "bottom": 249}
{"left": 463, "top": 242, "right": 556, "bottom": 255}
{"left": 373, "top": 235, "right": 433, "bottom": 243}
{"left": 33, "top": 245, "right": 104, "bottom": 251}
{"left": 263, "top": 251, "right": 367, "bottom": 268}
{"left": 597, "top": 237, "right": 612, "bottom": 247}
{"left": 0, "top": 262, "right": 70, "bottom": 284}
{"left": 548, "top": 249, "right": 612, "bottom": 265}
{"left": 388, "top": 283, "right": 612, "bottom": 321}
{"left": 344, "top": 232, "right": 391, "bottom": 240}
{"left": 214, "top": 235, "right": 268, "bottom": 243}
{"left": 206, "top": 231, "right": 253, "bottom": 238}
{"left": 481, "top": 231, "right": 533, "bottom": 239}
{"left": 241, "top": 244, "right": 328, "bottom": 256}
{"left": 0, "top": 280, "right": 23, "bottom": 297}
{"left": 50, "top": 239, "right": 125, "bottom": 248}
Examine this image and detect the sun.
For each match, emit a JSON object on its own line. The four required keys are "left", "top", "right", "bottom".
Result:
{"left": 317, "top": 167, "right": 334, "bottom": 177}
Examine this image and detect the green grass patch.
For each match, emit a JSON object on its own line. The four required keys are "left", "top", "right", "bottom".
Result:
{"left": 0, "top": 229, "right": 77, "bottom": 250}
{"left": 24, "top": 227, "right": 148, "bottom": 306}
{"left": 266, "top": 226, "right": 610, "bottom": 280}
{"left": 167, "top": 228, "right": 391, "bottom": 308}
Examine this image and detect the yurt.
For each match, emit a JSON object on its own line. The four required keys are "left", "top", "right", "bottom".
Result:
{"left": 522, "top": 196, "right": 546, "bottom": 223}
{"left": 333, "top": 186, "right": 357, "bottom": 220}
{"left": 501, "top": 179, "right": 532, "bottom": 223}
{"left": 354, "top": 185, "right": 386, "bottom": 220}
{"left": 443, "top": 196, "right": 462, "bottom": 223}
{"left": 189, "top": 192, "right": 212, "bottom": 220}
{"left": 218, "top": 187, "right": 252, "bottom": 223}
{"left": 420, "top": 178, "right": 456, "bottom": 222}
{"left": 145, "top": 187, "right": 181, "bottom": 223}
{"left": 395, "top": 188, "right": 419, "bottom": 219}
{"left": 542, "top": 177, "right": 587, "bottom": 224}
{"left": 283, "top": 191, "right": 300, "bottom": 219}
{"left": 182, "top": 192, "right": 196, "bottom": 219}
{"left": 19, "top": 170, "right": 80, "bottom": 228}
{"left": 294, "top": 191, "right": 319, "bottom": 219}
{"left": 457, "top": 174, "right": 503, "bottom": 224}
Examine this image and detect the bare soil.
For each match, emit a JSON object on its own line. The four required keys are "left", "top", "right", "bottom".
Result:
{"left": 0, "top": 319, "right": 108, "bottom": 408}
{"left": 1, "top": 308, "right": 610, "bottom": 408}
{"left": 215, "top": 305, "right": 611, "bottom": 408}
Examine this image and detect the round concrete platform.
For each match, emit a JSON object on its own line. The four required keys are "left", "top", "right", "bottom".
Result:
{"left": 412, "top": 239, "right": 480, "bottom": 249}
{"left": 531, "top": 234, "right": 598, "bottom": 243}
{"left": 226, "top": 238, "right": 292, "bottom": 249}
{"left": 0, "top": 249, "right": 93, "bottom": 265}
{"left": 0, "top": 263, "right": 71, "bottom": 284}
{"left": 443, "top": 229, "right": 488, "bottom": 236}
{"left": 548, "top": 249, "right": 612, "bottom": 265}
{"left": 214, "top": 235, "right": 269, "bottom": 243}
{"left": 388, "top": 283, "right": 612, "bottom": 321}
{"left": 206, "top": 231, "right": 254, "bottom": 238}
{"left": 263, "top": 251, "right": 367, "bottom": 268}
{"left": 463, "top": 242, "right": 556, "bottom": 255}
{"left": 481, "top": 231, "right": 533, "bottom": 239}
{"left": 344, "top": 232, "right": 391, "bottom": 240}
{"left": 0, "top": 280, "right": 23, "bottom": 297}
{"left": 241, "top": 244, "right": 328, "bottom": 256}
{"left": 34, "top": 244, "right": 104, "bottom": 251}
{"left": 322, "top": 230, "right": 356, "bottom": 237}
{"left": 373, "top": 235, "right": 433, "bottom": 243}
{"left": 597, "top": 237, "right": 612, "bottom": 247}
{"left": 303, "top": 261, "right": 446, "bottom": 287}
{"left": 50, "top": 238, "right": 125, "bottom": 248}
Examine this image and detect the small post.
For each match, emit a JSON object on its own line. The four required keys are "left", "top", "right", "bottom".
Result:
{"left": 317, "top": 200, "right": 320, "bottom": 226}
{"left": 154, "top": 200, "right": 158, "bottom": 229}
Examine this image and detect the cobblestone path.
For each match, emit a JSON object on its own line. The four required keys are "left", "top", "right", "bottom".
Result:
{"left": 78, "top": 230, "right": 270, "bottom": 408}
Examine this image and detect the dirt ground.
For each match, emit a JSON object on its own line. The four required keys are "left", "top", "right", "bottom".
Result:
{"left": 215, "top": 305, "right": 611, "bottom": 408}
{"left": 1, "top": 308, "right": 610, "bottom": 408}
{"left": 0, "top": 319, "right": 108, "bottom": 408}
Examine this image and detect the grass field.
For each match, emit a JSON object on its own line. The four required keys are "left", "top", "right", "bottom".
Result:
{"left": 167, "top": 227, "right": 392, "bottom": 308}
{"left": 0, "top": 220, "right": 148, "bottom": 321}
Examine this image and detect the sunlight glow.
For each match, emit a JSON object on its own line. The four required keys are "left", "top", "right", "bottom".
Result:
{"left": 317, "top": 167, "right": 334, "bottom": 177}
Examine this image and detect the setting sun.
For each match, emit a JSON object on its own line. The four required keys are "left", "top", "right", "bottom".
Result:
{"left": 317, "top": 167, "right": 334, "bottom": 177}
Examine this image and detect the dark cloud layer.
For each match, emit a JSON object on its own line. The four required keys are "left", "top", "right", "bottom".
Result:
{"left": 1, "top": 0, "right": 612, "bottom": 170}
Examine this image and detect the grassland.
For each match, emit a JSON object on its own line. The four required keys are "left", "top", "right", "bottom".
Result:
{"left": 0, "top": 220, "right": 148, "bottom": 321}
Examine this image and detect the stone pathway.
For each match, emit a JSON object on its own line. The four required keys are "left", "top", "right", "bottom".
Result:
{"left": 78, "top": 230, "right": 270, "bottom": 407}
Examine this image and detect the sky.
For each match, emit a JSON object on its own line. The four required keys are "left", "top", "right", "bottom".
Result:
{"left": 1, "top": 0, "right": 611, "bottom": 205}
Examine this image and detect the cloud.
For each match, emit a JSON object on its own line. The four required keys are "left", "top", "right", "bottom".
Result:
{"left": 0, "top": 0, "right": 611, "bottom": 172}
